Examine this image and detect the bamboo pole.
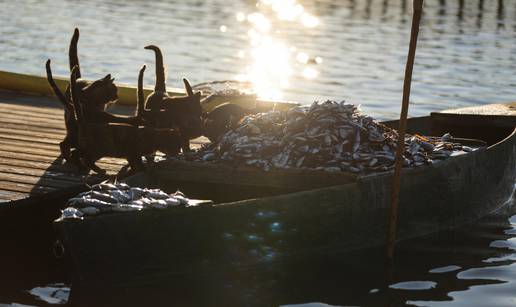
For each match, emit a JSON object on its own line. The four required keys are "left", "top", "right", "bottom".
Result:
{"left": 386, "top": 0, "right": 424, "bottom": 260}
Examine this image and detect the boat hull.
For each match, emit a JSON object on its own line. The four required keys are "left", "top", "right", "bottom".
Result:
{"left": 55, "top": 126, "right": 516, "bottom": 303}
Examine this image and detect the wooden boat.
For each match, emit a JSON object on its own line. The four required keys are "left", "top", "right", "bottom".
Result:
{"left": 52, "top": 102, "right": 516, "bottom": 304}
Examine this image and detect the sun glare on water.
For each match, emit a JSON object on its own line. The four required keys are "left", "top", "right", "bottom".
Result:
{"left": 232, "top": 0, "right": 321, "bottom": 100}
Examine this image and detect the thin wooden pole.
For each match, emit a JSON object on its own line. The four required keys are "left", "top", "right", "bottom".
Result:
{"left": 386, "top": 0, "right": 424, "bottom": 260}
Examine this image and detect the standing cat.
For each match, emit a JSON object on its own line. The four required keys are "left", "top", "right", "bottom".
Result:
{"left": 142, "top": 45, "right": 203, "bottom": 153}
{"left": 45, "top": 59, "right": 78, "bottom": 162}
{"left": 66, "top": 28, "right": 140, "bottom": 125}
{"left": 70, "top": 65, "right": 182, "bottom": 174}
{"left": 46, "top": 28, "right": 143, "bottom": 162}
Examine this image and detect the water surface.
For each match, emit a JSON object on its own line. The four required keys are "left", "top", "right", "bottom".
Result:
{"left": 0, "top": 1, "right": 515, "bottom": 306}
{"left": 0, "top": 0, "right": 515, "bottom": 119}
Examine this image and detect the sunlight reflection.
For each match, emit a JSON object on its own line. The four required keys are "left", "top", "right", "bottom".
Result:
{"left": 247, "top": 38, "right": 291, "bottom": 100}
{"left": 300, "top": 13, "right": 320, "bottom": 28}
{"left": 302, "top": 67, "right": 319, "bottom": 79}
{"left": 247, "top": 12, "right": 271, "bottom": 32}
{"left": 235, "top": 0, "right": 321, "bottom": 100}
{"left": 236, "top": 12, "right": 246, "bottom": 22}
{"left": 261, "top": 0, "right": 319, "bottom": 27}
{"left": 296, "top": 52, "right": 308, "bottom": 64}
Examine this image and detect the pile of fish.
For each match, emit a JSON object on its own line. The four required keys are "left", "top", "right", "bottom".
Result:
{"left": 190, "top": 100, "right": 473, "bottom": 173}
{"left": 59, "top": 182, "right": 198, "bottom": 220}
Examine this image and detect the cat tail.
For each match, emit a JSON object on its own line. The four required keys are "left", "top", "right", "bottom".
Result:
{"left": 46, "top": 59, "right": 73, "bottom": 111}
{"left": 70, "top": 65, "right": 83, "bottom": 123}
{"left": 136, "top": 64, "right": 146, "bottom": 117}
{"left": 69, "top": 28, "right": 81, "bottom": 78}
{"left": 144, "top": 45, "right": 166, "bottom": 92}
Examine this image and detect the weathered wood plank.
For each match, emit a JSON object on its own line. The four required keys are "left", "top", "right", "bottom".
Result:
{"left": 0, "top": 156, "right": 71, "bottom": 171}
{"left": 0, "top": 127, "right": 64, "bottom": 141}
{"left": 0, "top": 189, "right": 28, "bottom": 201}
{"left": 0, "top": 143, "right": 61, "bottom": 158}
{"left": 0, "top": 138, "right": 60, "bottom": 152}
{"left": 0, "top": 180, "right": 55, "bottom": 194}
{"left": 0, "top": 102, "right": 62, "bottom": 115}
{"left": 0, "top": 107, "right": 64, "bottom": 121}
{"left": 0, "top": 109, "right": 64, "bottom": 122}
{"left": 0, "top": 172, "right": 81, "bottom": 189}
{"left": 0, "top": 151, "right": 125, "bottom": 176}
{"left": 0, "top": 122, "right": 64, "bottom": 136}
{"left": 0, "top": 132, "right": 61, "bottom": 145}
{"left": 0, "top": 115, "right": 65, "bottom": 131}
{"left": 0, "top": 164, "right": 94, "bottom": 183}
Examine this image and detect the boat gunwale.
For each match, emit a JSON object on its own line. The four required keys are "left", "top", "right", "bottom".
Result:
{"left": 53, "top": 126, "right": 516, "bottom": 224}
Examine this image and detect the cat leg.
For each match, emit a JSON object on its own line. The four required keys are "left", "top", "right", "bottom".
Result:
{"left": 145, "top": 152, "right": 156, "bottom": 163}
{"left": 90, "top": 163, "right": 107, "bottom": 175}
{"left": 120, "top": 156, "right": 144, "bottom": 177}
{"left": 59, "top": 134, "right": 74, "bottom": 161}
{"left": 83, "top": 154, "right": 106, "bottom": 175}
{"left": 181, "top": 139, "right": 191, "bottom": 153}
{"left": 69, "top": 149, "right": 88, "bottom": 173}
{"left": 128, "top": 155, "right": 145, "bottom": 171}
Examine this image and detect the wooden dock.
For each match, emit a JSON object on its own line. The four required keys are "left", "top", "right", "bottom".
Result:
{"left": 0, "top": 90, "right": 206, "bottom": 204}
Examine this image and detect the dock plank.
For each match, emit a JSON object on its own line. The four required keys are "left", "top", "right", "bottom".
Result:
{"left": 0, "top": 180, "right": 55, "bottom": 195}
{"left": 0, "top": 95, "right": 128, "bottom": 203}
{"left": 0, "top": 118, "right": 65, "bottom": 132}
{"left": 0, "top": 164, "right": 94, "bottom": 183}
{"left": 0, "top": 138, "right": 62, "bottom": 152}
{"left": 0, "top": 190, "right": 27, "bottom": 201}
{"left": 0, "top": 92, "right": 209, "bottom": 204}
{"left": 0, "top": 172, "right": 82, "bottom": 189}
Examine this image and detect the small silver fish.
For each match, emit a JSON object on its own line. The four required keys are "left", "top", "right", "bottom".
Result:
{"left": 61, "top": 207, "right": 84, "bottom": 219}
{"left": 80, "top": 206, "right": 100, "bottom": 216}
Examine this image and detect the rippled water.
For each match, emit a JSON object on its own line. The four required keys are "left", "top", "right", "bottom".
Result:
{"left": 0, "top": 1, "right": 515, "bottom": 306}
{"left": 0, "top": 0, "right": 515, "bottom": 119}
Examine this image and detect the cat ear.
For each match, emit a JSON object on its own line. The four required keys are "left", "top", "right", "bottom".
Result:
{"left": 183, "top": 78, "right": 194, "bottom": 96}
{"left": 103, "top": 74, "right": 112, "bottom": 82}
